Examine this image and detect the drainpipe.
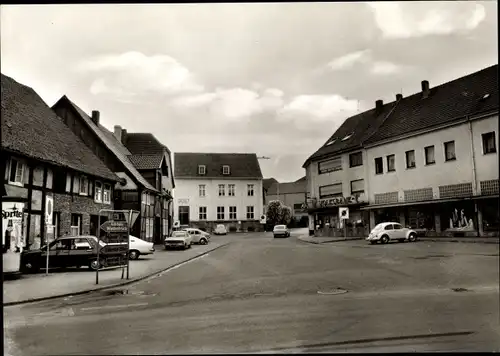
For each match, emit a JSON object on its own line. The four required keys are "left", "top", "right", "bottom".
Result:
{"left": 467, "top": 116, "right": 481, "bottom": 236}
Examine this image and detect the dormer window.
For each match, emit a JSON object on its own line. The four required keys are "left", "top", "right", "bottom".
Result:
{"left": 198, "top": 165, "right": 206, "bottom": 175}
{"left": 223, "top": 165, "right": 230, "bottom": 175}
{"left": 341, "top": 132, "right": 354, "bottom": 141}
{"left": 325, "top": 138, "right": 337, "bottom": 146}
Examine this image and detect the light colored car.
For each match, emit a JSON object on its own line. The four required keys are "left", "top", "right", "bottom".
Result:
{"left": 128, "top": 235, "right": 155, "bottom": 260}
{"left": 184, "top": 228, "right": 210, "bottom": 245}
{"left": 214, "top": 224, "right": 227, "bottom": 235}
{"left": 273, "top": 225, "right": 290, "bottom": 238}
{"left": 366, "top": 222, "right": 417, "bottom": 244}
{"left": 165, "top": 231, "right": 192, "bottom": 250}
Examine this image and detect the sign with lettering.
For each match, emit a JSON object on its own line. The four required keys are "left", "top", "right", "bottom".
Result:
{"left": 99, "top": 218, "right": 128, "bottom": 267}
{"left": 100, "top": 220, "right": 128, "bottom": 233}
{"left": 304, "top": 193, "right": 367, "bottom": 210}
{"left": 178, "top": 198, "right": 189, "bottom": 205}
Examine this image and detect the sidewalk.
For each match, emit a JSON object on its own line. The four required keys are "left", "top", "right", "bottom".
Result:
{"left": 298, "top": 234, "right": 499, "bottom": 245}
{"left": 3, "top": 236, "right": 233, "bottom": 306}
{"left": 298, "top": 235, "right": 364, "bottom": 244}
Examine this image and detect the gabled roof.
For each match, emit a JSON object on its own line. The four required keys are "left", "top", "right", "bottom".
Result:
{"left": 129, "top": 154, "right": 164, "bottom": 170}
{"left": 365, "top": 64, "right": 498, "bottom": 145}
{"left": 295, "top": 176, "right": 306, "bottom": 183}
{"left": 174, "top": 153, "right": 263, "bottom": 179}
{"left": 1, "top": 74, "right": 118, "bottom": 182}
{"left": 52, "top": 96, "right": 157, "bottom": 192}
{"left": 267, "top": 180, "right": 307, "bottom": 195}
{"left": 303, "top": 102, "right": 397, "bottom": 167}
{"left": 263, "top": 178, "right": 278, "bottom": 190}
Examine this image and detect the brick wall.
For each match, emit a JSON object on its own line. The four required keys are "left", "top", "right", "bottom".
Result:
{"left": 54, "top": 193, "right": 113, "bottom": 236}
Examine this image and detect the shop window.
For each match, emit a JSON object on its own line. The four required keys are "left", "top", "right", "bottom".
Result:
{"left": 8, "top": 158, "right": 25, "bottom": 185}
{"left": 31, "top": 190, "right": 43, "bottom": 211}
{"left": 441, "top": 204, "right": 475, "bottom": 231}
{"left": 32, "top": 166, "right": 44, "bottom": 187}
{"left": 103, "top": 183, "right": 111, "bottom": 204}
{"left": 350, "top": 179, "right": 364, "bottom": 195}
{"left": 482, "top": 132, "right": 496, "bottom": 154}
{"left": 46, "top": 168, "right": 53, "bottom": 189}
{"left": 405, "top": 150, "right": 416, "bottom": 168}
{"left": 386, "top": 154, "right": 395, "bottom": 172}
{"left": 199, "top": 206, "right": 207, "bottom": 220}
{"left": 349, "top": 152, "right": 363, "bottom": 168}
{"left": 424, "top": 145, "right": 435, "bottom": 165}
{"left": 407, "top": 209, "right": 435, "bottom": 230}
{"left": 229, "top": 206, "right": 237, "bottom": 220}
{"left": 444, "top": 141, "right": 456, "bottom": 161}
{"left": 481, "top": 201, "right": 500, "bottom": 231}
{"left": 217, "top": 206, "right": 225, "bottom": 220}
{"left": 374, "top": 157, "right": 383, "bottom": 175}
{"left": 223, "top": 165, "right": 230, "bottom": 175}
{"left": 246, "top": 206, "right": 254, "bottom": 219}
{"left": 318, "top": 157, "right": 342, "bottom": 174}
{"left": 199, "top": 184, "right": 206, "bottom": 197}
{"left": 247, "top": 184, "right": 254, "bottom": 196}
{"left": 95, "top": 181, "right": 103, "bottom": 203}
{"left": 319, "top": 183, "right": 342, "bottom": 199}
{"left": 228, "top": 184, "right": 235, "bottom": 196}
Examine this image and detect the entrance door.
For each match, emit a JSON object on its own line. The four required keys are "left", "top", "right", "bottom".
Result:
{"left": 154, "top": 216, "right": 161, "bottom": 244}
{"left": 179, "top": 206, "right": 190, "bottom": 226}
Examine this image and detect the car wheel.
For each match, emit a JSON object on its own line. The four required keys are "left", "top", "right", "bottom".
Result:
{"left": 380, "top": 235, "right": 389, "bottom": 244}
{"left": 89, "top": 259, "right": 101, "bottom": 271}
{"left": 129, "top": 250, "right": 140, "bottom": 260}
{"left": 408, "top": 233, "right": 417, "bottom": 242}
{"left": 199, "top": 238, "right": 208, "bottom": 245}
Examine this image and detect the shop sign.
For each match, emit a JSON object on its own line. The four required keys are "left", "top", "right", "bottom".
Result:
{"left": 178, "top": 198, "right": 189, "bottom": 205}
{"left": 313, "top": 194, "right": 366, "bottom": 209}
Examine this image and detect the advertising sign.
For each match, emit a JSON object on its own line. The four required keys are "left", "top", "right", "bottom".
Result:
{"left": 2, "top": 202, "right": 25, "bottom": 274}
{"left": 339, "top": 207, "right": 349, "bottom": 220}
{"left": 45, "top": 194, "right": 54, "bottom": 225}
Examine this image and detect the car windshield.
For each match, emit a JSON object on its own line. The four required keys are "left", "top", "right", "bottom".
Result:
{"left": 275, "top": 225, "right": 286, "bottom": 230}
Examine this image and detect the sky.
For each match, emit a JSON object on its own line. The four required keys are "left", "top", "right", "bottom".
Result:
{"left": 1, "top": 2, "right": 497, "bottom": 182}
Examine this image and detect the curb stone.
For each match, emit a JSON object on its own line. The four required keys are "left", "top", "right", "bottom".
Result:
{"left": 3, "top": 242, "right": 231, "bottom": 307}
{"left": 417, "top": 238, "right": 499, "bottom": 245}
{"left": 298, "top": 236, "right": 363, "bottom": 244}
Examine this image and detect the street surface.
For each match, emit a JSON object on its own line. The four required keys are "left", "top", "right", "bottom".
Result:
{"left": 4, "top": 229, "right": 500, "bottom": 354}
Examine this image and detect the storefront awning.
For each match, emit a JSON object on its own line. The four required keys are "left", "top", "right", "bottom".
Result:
{"left": 360, "top": 195, "right": 494, "bottom": 210}
{"left": 308, "top": 202, "right": 369, "bottom": 214}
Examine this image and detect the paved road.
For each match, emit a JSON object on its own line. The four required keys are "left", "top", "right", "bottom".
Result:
{"left": 5, "top": 229, "right": 500, "bottom": 354}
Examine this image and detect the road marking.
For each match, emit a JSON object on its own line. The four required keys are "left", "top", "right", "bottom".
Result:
{"left": 80, "top": 302, "right": 148, "bottom": 311}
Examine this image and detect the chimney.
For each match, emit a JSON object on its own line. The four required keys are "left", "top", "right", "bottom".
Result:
{"left": 121, "top": 129, "right": 128, "bottom": 145}
{"left": 114, "top": 125, "right": 122, "bottom": 142}
{"left": 91, "top": 110, "right": 100, "bottom": 125}
{"left": 375, "top": 99, "right": 383, "bottom": 112}
{"left": 421, "top": 80, "right": 430, "bottom": 98}
{"left": 396, "top": 94, "right": 403, "bottom": 101}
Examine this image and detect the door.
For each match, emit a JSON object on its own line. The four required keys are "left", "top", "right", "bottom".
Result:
{"left": 41, "top": 239, "right": 69, "bottom": 268}
{"left": 193, "top": 230, "right": 201, "bottom": 243}
{"left": 383, "top": 224, "right": 395, "bottom": 239}
{"left": 68, "top": 237, "right": 94, "bottom": 268}
{"left": 154, "top": 216, "right": 161, "bottom": 245}
{"left": 392, "top": 223, "right": 406, "bottom": 239}
{"left": 179, "top": 206, "right": 190, "bottom": 226}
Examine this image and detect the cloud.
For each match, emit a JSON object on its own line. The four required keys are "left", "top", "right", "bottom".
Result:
{"left": 370, "top": 61, "right": 402, "bottom": 75}
{"left": 368, "top": 2, "right": 486, "bottom": 39}
{"left": 327, "top": 49, "right": 370, "bottom": 71}
{"left": 76, "top": 51, "right": 204, "bottom": 100}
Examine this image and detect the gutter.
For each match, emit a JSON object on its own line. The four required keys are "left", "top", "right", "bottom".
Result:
{"left": 466, "top": 115, "right": 479, "bottom": 196}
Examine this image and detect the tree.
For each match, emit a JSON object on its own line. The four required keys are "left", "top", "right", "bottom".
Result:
{"left": 281, "top": 205, "right": 292, "bottom": 225}
{"left": 266, "top": 200, "right": 283, "bottom": 226}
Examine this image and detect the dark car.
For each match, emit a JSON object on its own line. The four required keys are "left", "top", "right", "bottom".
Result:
{"left": 20, "top": 236, "right": 125, "bottom": 273}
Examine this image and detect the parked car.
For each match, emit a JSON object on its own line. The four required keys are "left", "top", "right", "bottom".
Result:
{"left": 273, "top": 225, "right": 290, "bottom": 238}
{"left": 214, "top": 224, "right": 228, "bottom": 235}
{"left": 183, "top": 228, "right": 210, "bottom": 245}
{"left": 165, "top": 231, "right": 192, "bottom": 250}
{"left": 19, "top": 236, "right": 124, "bottom": 273}
{"left": 366, "top": 222, "right": 418, "bottom": 244}
{"left": 127, "top": 235, "right": 155, "bottom": 260}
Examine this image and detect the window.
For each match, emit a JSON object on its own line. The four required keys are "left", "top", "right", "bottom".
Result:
{"left": 424, "top": 145, "right": 435, "bottom": 165}
{"left": 405, "top": 150, "right": 416, "bottom": 168}
{"left": 217, "top": 206, "right": 225, "bottom": 220}
{"left": 103, "top": 183, "right": 111, "bottom": 204}
{"left": 199, "top": 206, "right": 207, "bottom": 220}
{"left": 32, "top": 166, "right": 44, "bottom": 187}
{"left": 444, "top": 141, "right": 456, "bottom": 161}
{"left": 246, "top": 206, "right": 254, "bottom": 219}
{"left": 318, "top": 157, "right": 342, "bottom": 174}
{"left": 393, "top": 224, "right": 403, "bottom": 230}
{"left": 95, "top": 181, "right": 103, "bottom": 202}
{"left": 386, "top": 154, "right": 395, "bottom": 172}
{"left": 350, "top": 179, "right": 364, "bottom": 195}
{"left": 198, "top": 165, "right": 206, "bottom": 175}
{"left": 218, "top": 184, "right": 225, "bottom": 196}
{"left": 70, "top": 214, "right": 82, "bottom": 236}
{"left": 384, "top": 224, "right": 393, "bottom": 231}
{"left": 229, "top": 206, "right": 237, "bottom": 220}
{"left": 247, "top": 184, "right": 254, "bottom": 196}
{"left": 319, "top": 183, "right": 342, "bottom": 199}
{"left": 199, "top": 184, "right": 206, "bottom": 197}
{"left": 73, "top": 175, "right": 80, "bottom": 194}
{"left": 80, "top": 176, "right": 88, "bottom": 195}
{"left": 8, "top": 158, "right": 24, "bottom": 185}
{"left": 223, "top": 165, "right": 230, "bottom": 175}
{"left": 46, "top": 168, "right": 53, "bottom": 189}
{"left": 374, "top": 157, "right": 383, "bottom": 175}
{"left": 349, "top": 152, "right": 363, "bottom": 167}
{"left": 228, "top": 184, "right": 235, "bottom": 196}
{"left": 482, "top": 132, "right": 496, "bottom": 154}
{"left": 66, "top": 173, "right": 72, "bottom": 192}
